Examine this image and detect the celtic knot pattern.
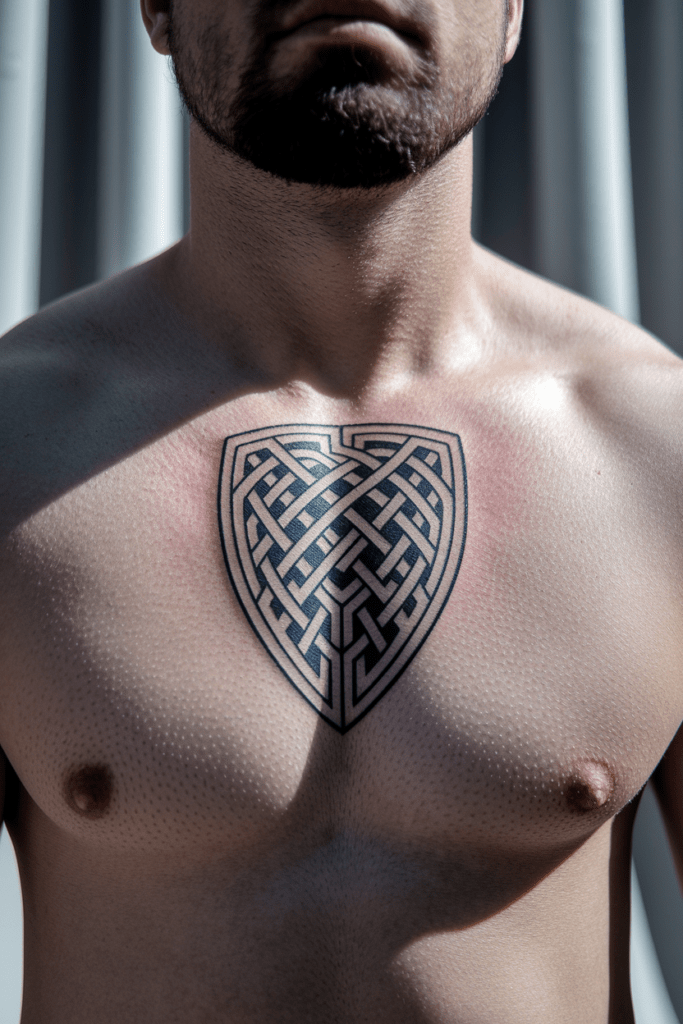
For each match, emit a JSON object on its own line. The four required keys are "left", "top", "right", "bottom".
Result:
{"left": 219, "top": 425, "right": 467, "bottom": 732}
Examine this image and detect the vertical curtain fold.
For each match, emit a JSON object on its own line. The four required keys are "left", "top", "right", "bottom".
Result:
{"left": 98, "top": 0, "right": 185, "bottom": 279}
{"left": 625, "top": 0, "right": 683, "bottom": 355}
{"left": 39, "top": 0, "right": 102, "bottom": 307}
{"left": 0, "top": 0, "right": 50, "bottom": 334}
{"left": 633, "top": 785, "right": 683, "bottom": 1023}
{"left": 530, "top": 0, "right": 639, "bottom": 321}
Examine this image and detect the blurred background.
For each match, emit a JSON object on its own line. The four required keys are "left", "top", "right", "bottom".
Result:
{"left": 0, "top": 0, "right": 682, "bottom": 1021}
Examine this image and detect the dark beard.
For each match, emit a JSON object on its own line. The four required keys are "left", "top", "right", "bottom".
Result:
{"left": 168, "top": 9, "right": 505, "bottom": 189}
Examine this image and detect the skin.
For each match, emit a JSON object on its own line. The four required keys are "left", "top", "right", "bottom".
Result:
{"left": 1, "top": 0, "right": 683, "bottom": 1020}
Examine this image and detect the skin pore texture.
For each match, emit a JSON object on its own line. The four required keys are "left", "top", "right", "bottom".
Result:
{"left": 1, "top": 0, "right": 683, "bottom": 1021}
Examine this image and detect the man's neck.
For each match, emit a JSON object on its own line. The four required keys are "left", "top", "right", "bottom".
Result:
{"left": 163, "top": 124, "right": 484, "bottom": 401}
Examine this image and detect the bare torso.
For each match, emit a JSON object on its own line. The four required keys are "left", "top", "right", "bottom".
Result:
{"left": 1, "top": 247, "right": 683, "bottom": 1023}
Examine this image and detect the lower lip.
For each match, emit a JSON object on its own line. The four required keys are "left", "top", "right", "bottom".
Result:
{"left": 283, "top": 16, "right": 411, "bottom": 48}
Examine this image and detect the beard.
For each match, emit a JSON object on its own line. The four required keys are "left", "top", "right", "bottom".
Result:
{"left": 167, "top": 3, "right": 506, "bottom": 189}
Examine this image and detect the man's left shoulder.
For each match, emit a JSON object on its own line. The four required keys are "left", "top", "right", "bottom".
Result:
{"left": 488, "top": 250, "right": 683, "bottom": 478}
{"left": 565, "top": 318, "right": 683, "bottom": 523}
{"left": 488, "top": 253, "right": 682, "bottom": 434}
{"left": 572, "top": 319, "right": 683, "bottom": 466}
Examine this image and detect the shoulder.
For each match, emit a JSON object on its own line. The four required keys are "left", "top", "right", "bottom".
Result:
{"left": 476, "top": 243, "right": 683, "bottom": 428}
{"left": 0, "top": 263, "right": 156, "bottom": 410}
{"left": 0, "top": 251, "right": 249, "bottom": 539}
{"left": 476, "top": 243, "right": 677, "bottom": 360}
{"left": 476, "top": 247, "right": 683, "bottom": 536}
{"left": 0, "top": 262, "right": 177, "bottom": 538}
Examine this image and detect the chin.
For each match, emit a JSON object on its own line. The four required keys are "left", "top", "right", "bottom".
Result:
{"left": 174, "top": 35, "right": 495, "bottom": 189}
{"left": 218, "top": 48, "right": 445, "bottom": 188}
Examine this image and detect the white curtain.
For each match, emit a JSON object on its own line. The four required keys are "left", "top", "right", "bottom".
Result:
{"left": 531, "top": 0, "right": 639, "bottom": 322}
{"left": 97, "top": 0, "right": 185, "bottom": 278}
{"left": 0, "top": 1, "right": 682, "bottom": 1022}
{"left": 0, "top": 0, "right": 49, "bottom": 337}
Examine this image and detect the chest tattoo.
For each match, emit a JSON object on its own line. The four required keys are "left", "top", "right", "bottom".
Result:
{"left": 218, "top": 424, "right": 467, "bottom": 732}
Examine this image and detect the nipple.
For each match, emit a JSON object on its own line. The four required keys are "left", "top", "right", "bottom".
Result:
{"left": 565, "top": 760, "right": 614, "bottom": 813}
{"left": 64, "top": 764, "right": 114, "bottom": 818}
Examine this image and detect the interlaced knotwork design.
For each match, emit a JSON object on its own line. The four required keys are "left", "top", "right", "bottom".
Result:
{"left": 219, "top": 425, "right": 467, "bottom": 732}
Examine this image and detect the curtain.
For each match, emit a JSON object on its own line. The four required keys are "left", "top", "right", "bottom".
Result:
{"left": 0, "top": 1, "right": 682, "bottom": 1021}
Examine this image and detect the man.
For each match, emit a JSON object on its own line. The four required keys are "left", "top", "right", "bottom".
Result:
{"left": 0, "top": 0, "right": 682, "bottom": 1019}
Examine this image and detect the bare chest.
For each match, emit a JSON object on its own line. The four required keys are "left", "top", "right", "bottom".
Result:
{"left": 1, "top": 412, "right": 682, "bottom": 860}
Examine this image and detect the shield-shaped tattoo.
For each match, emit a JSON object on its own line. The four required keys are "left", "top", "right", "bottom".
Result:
{"left": 218, "top": 424, "right": 467, "bottom": 732}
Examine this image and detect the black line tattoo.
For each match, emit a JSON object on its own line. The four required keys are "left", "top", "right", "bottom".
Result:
{"left": 218, "top": 425, "right": 467, "bottom": 732}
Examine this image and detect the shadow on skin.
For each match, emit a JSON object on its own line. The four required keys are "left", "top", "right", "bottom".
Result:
{"left": 183, "top": 714, "right": 644, "bottom": 1023}
{"left": 0, "top": 263, "right": 280, "bottom": 540}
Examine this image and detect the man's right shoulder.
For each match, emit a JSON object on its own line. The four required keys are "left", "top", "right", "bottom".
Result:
{"left": 0, "top": 268, "right": 164, "bottom": 538}
{"left": 0, "top": 259, "right": 245, "bottom": 539}
{"left": 0, "top": 295, "right": 99, "bottom": 436}
{"left": 0, "top": 266, "right": 150, "bottom": 423}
